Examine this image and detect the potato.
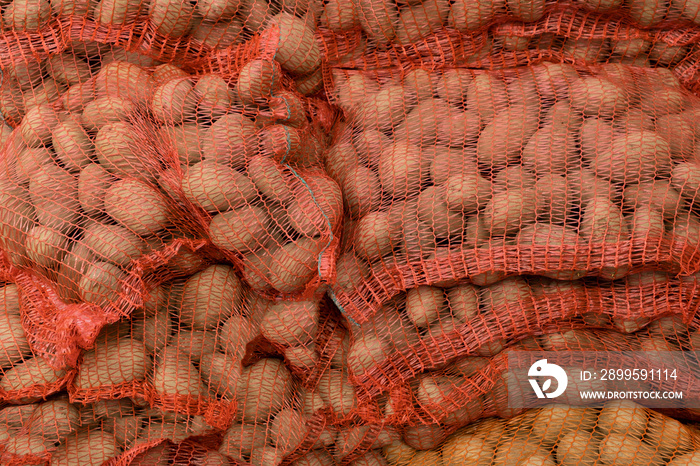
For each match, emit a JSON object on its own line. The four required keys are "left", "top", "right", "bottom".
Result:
{"left": 95, "top": 121, "right": 157, "bottom": 180}
{"left": 237, "top": 358, "right": 294, "bottom": 422}
{"left": 581, "top": 196, "right": 629, "bottom": 244}
{"left": 50, "top": 429, "right": 119, "bottom": 465}
{"left": 0, "top": 285, "right": 31, "bottom": 368}
{"left": 152, "top": 64, "right": 188, "bottom": 86}
{"left": 332, "top": 72, "right": 380, "bottom": 114}
{"left": 628, "top": 0, "right": 668, "bottom": 26}
{"left": 395, "top": 99, "right": 451, "bottom": 147}
{"left": 196, "top": 0, "right": 237, "bottom": 21}
{"left": 266, "top": 13, "right": 321, "bottom": 75}
{"left": 50, "top": 118, "right": 94, "bottom": 171}
{"left": 20, "top": 104, "right": 61, "bottom": 148}
{"left": 92, "top": 0, "right": 139, "bottom": 23}
{"left": 76, "top": 164, "right": 112, "bottom": 216}
{"left": 600, "top": 432, "right": 663, "bottom": 466}
{"left": 320, "top": 0, "right": 359, "bottom": 31}
{"left": 672, "top": 162, "right": 700, "bottom": 203}
{"left": 623, "top": 180, "right": 683, "bottom": 220}
{"left": 148, "top": 0, "right": 195, "bottom": 37}
{"left": 151, "top": 77, "right": 199, "bottom": 124}
{"left": 437, "top": 108, "right": 481, "bottom": 147}
{"left": 357, "top": 0, "right": 398, "bottom": 44}
{"left": 395, "top": 0, "right": 449, "bottom": 46}
{"left": 200, "top": 352, "right": 241, "bottom": 398}
{"left": 219, "top": 423, "right": 267, "bottom": 459}
{"left": 356, "top": 83, "right": 416, "bottom": 131}
{"left": 522, "top": 122, "right": 580, "bottom": 175}
{"left": 482, "top": 187, "right": 537, "bottom": 235}
{"left": 317, "top": 369, "right": 357, "bottom": 416}
{"left": 209, "top": 205, "right": 273, "bottom": 254}
{"left": 46, "top": 54, "right": 91, "bottom": 87}
{"left": 6, "top": 59, "right": 45, "bottom": 91}
{"left": 104, "top": 178, "right": 170, "bottom": 235}
{"left": 477, "top": 105, "right": 539, "bottom": 168}
{"left": 4, "top": 434, "right": 52, "bottom": 457}
{"left": 668, "top": 452, "right": 700, "bottom": 465}
{"left": 655, "top": 113, "right": 695, "bottom": 157}
{"left": 190, "top": 17, "right": 243, "bottom": 49}
{"left": 178, "top": 264, "right": 243, "bottom": 330}
{"left": 158, "top": 124, "right": 205, "bottom": 165}
{"left": 287, "top": 174, "right": 343, "bottom": 237}
{"left": 416, "top": 185, "right": 465, "bottom": 238}
{"left": 449, "top": 0, "right": 503, "bottom": 31}
{"left": 29, "top": 163, "right": 81, "bottom": 232}
{"left": 237, "top": 59, "right": 281, "bottom": 105}
{"left": 293, "top": 450, "right": 336, "bottom": 466}
{"left": 341, "top": 165, "right": 382, "bottom": 219}
{"left": 507, "top": 0, "right": 545, "bottom": 21}
{"left": 152, "top": 346, "right": 206, "bottom": 397}
{"left": 267, "top": 236, "right": 327, "bottom": 293}
{"left": 82, "top": 223, "right": 145, "bottom": 267}
{"left": 261, "top": 300, "right": 320, "bottom": 346}
{"left": 597, "top": 400, "right": 648, "bottom": 436}
{"left": 354, "top": 211, "right": 393, "bottom": 262}
{"left": 591, "top": 130, "right": 672, "bottom": 184}
{"left": 378, "top": 141, "right": 430, "bottom": 199}
{"left": 627, "top": 205, "right": 665, "bottom": 238}
{"left": 182, "top": 161, "right": 258, "bottom": 213}
{"left": 531, "top": 405, "right": 597, "bottom": 446}
{"left": 0, "top": 356, "right": 67, "bottom": 400}
{"left": 0, "top": 83, "right": 27, "bottom": 124}
{"left": 24, "top": 79, "right": 66, "bottom": 110}
{"left": 95, "top": 62, "right": 152, "bottom": 107}
{"left": 81, "top": 96, "right": 135, "bottom": 131}
{"left": 74, "top": 337, "right": 150, "bottom": 389}
{"left": 218, "top": 314, "right": 260, "bottom": 359}
{"left": 570, "top": 77, "right": 629, "bottom": 117}
{"left": 195, "top": 74, "right": 235, "bottom": 121}
{"left": 203, "top": 113, "right": 257, "bottom": 167}
{"left": 3, "top": 0, "right": 52, "bottom": 30}
{"left": 442, "top": 430, "right": 495, "bottom": 465}
{"left": 132, "top": 308, "right": 172, "bottom": 353}
{"left": 250, "top": 445, "right": 284, "bottom": 466}
{"left": 404, "top": 285, "right": 444, "bottom": 328}
{"left": 556, "top": 430, "right": 601, "bottom": 466}
{"left": 294, "top": 67, "right": 324, "bottom": 96}
{"left": 24, "top": 223, "right": 67, "bottom": 270}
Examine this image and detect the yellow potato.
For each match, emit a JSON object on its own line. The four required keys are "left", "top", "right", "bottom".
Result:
{"left": 182, "top": 161, "right": 258, "bottom": 213}
{"left": 74, "top": 336, "right": 151, "bottom": 389}
{"left": 179, "top": 264, "right": 244, "bottom": 330}
{"left": 237, "top": 358, "right": 294, "bottom": 422}
{"left": 357, "top": 0, "right": 398, "bottom": 44}
{"left": 28, "top": 163, "right": 80, "bottom": 232}
{"left": 0, "top": 356, "right": 67, "bottom": 402}
{"left": 51, "top": 118, "right": 94, "bottom": 170}
{"left": 152, "top": 346, "right": 206, "bottom": 397}
{"left": 151, "top": 77, "right": 199, "bottom": 124}
{"left": 3, "top": 0, "right": 52, "bottom": 30}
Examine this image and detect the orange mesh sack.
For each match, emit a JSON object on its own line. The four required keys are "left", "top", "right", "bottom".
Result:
{"left": 339, "top": 273, "right": 700, "bottom": 409}
{"left": 0, "top": 38, "right": 340, "bottom": 370}
{"left": 374, "top": 403, "right": 700, "bottom": 466}
{"left": 352, "top": 310, "right": 700, "bottom": 429}
{"left": 0, "top": 281, "right": 77, "bottom": 405}
{"left": 0, "top": 0, "right": 328, "bottom": 70}
{"left": 326, "top": 61, "right": 700, "bottom": 325}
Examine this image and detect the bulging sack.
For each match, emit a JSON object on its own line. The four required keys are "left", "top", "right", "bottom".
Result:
{"left": 0, "top": 40, "right": 338, "bottom": 372}
{"left": 327, "top": 62, "right": 700, "bottom": 324}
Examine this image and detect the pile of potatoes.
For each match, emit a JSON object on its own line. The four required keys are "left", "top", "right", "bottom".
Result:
{"left": 319, "top": 0, "right": 700, "bottom": 50}
{"left": 329, "top": 62, "right": 700, "bottom": 319}
{"left": 416, "top": 401, "right": 700, "bottom": 466}
{"left": 0, "top": 43, "right": 339, "bottom": 320}
{"left": 0, "top": 0, "right": 324, "bottom": 73}
{"left": 342, "top": 274, "right": 700, "bottom": 404}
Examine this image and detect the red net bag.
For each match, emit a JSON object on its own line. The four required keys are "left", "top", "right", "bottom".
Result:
{"left": 381, "top": 402, "right": 700, "bottom": 465}
{"left": 337, "top": 273, "right": 700, "bottom": 403}
{"left": 352, "top": 311, "right": 700, "bottom": 431}
{"left": 0, "top": 281, "right": 75, "bottom": 404}
{"left": 0, "top": 31, "right": 339, "bottom": 369}
{"left": 0, "top": 0, "right": 329, "bottom": 72}
{"left": 326, "top": 62, "right": 700, "bottom": 326}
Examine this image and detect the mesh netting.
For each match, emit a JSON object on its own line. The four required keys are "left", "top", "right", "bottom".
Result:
{"left": 0, "top": 36, "right": 340, "bottom": 371}
{"left": 327, "top": 62, "right": 700, "bottom": 325}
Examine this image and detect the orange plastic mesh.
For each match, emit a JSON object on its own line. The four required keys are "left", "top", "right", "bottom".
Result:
{"left": 0, "top": 35, "right": 340, "bottom": 373}
{"left": 327, "top": 62, "right": 700, "bottom": 326}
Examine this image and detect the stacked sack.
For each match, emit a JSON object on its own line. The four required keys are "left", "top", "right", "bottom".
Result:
{"left": 0, "top": 0, "right": 351, "bottom": 461}
{"left": 321, "top": 3, "right": 700, "bottom": 466}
